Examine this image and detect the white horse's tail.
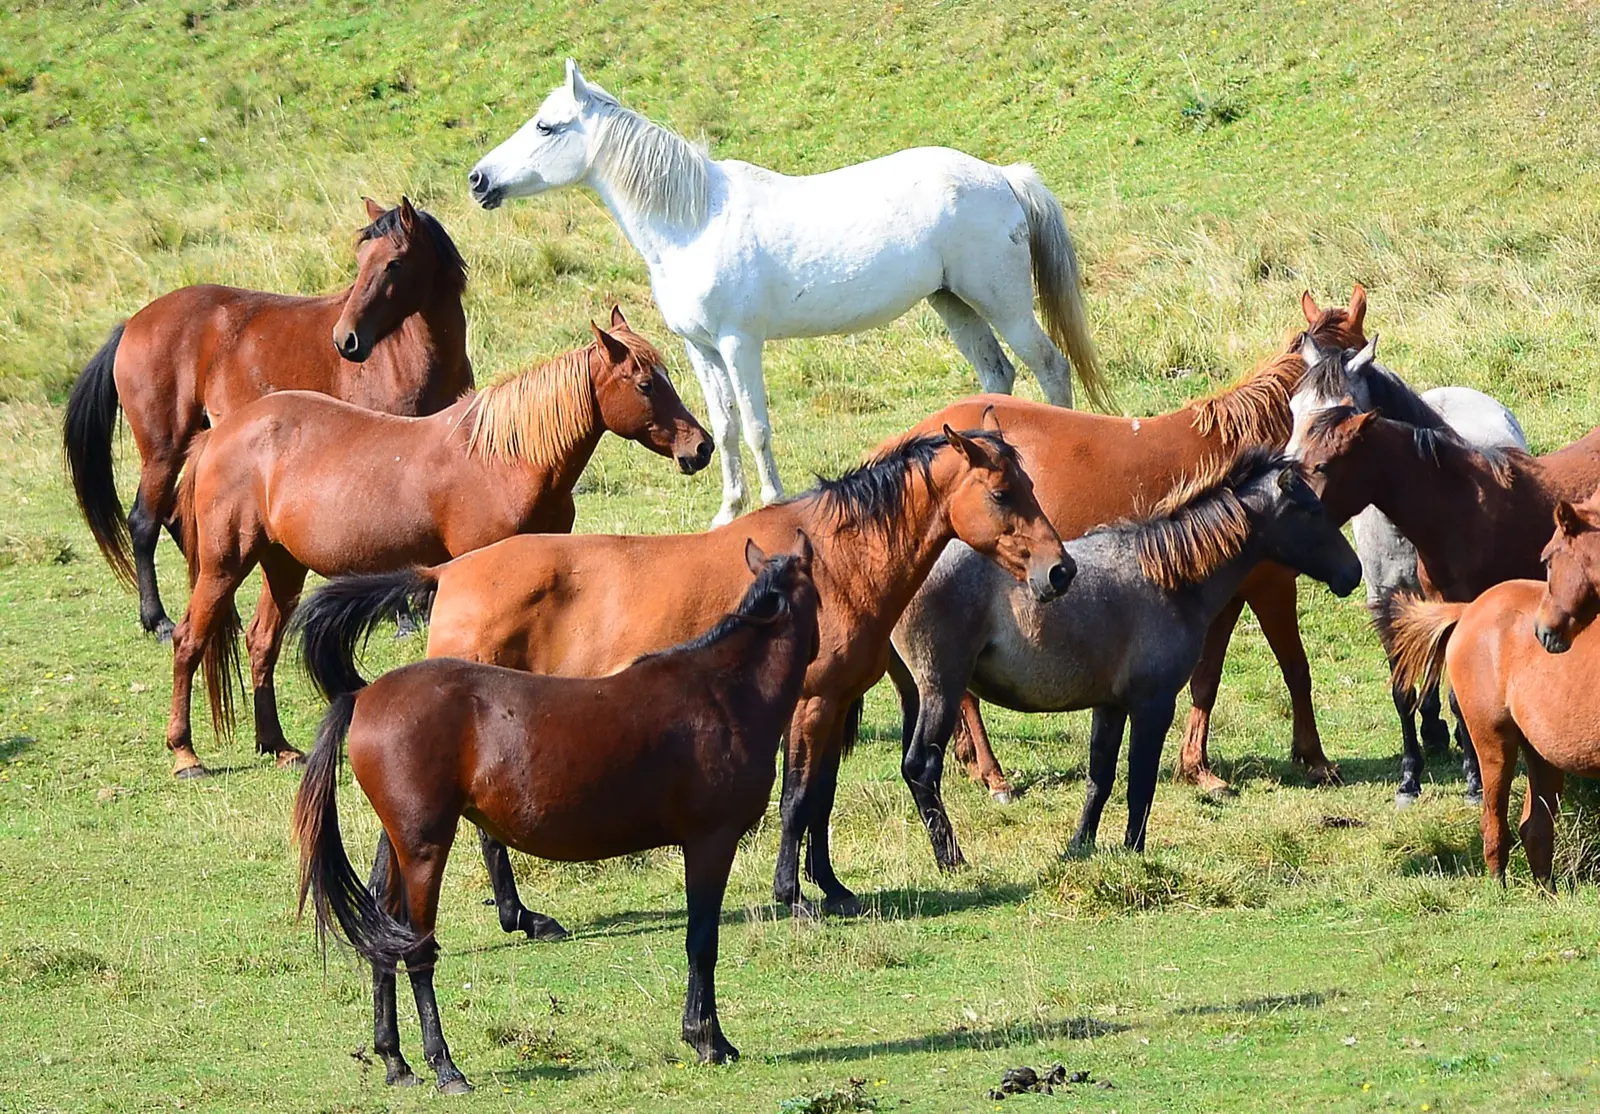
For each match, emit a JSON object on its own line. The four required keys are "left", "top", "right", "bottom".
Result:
{"left": 1001, "top": 164, "right": 1109, "bottom": 411}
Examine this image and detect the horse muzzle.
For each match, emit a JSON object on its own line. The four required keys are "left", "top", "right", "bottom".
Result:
{"left": 1031, "top": 551, "right": 1076, "bottom": 604}
{"left": 334, "top": 327, "right": 372, "bottom": 363}
{"left": 1535, "top": 621, "right": 1572, "bottom": 655}
{"left": 677, "top": 439, "right": 714, "bottom": 475}
{"left": 467, "top": 168, "right": 505, "bottom": 210}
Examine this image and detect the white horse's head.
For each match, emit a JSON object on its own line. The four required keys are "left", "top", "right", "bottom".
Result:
{"left": 1286, "top": 335, "right": 1379, "bottom": 456}
{"left": 469, "top": 59, "right": 614, "bottom": 209}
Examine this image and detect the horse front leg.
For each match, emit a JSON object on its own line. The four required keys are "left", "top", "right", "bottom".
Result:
{"left": 773, "top": 696, "right": 830, "bottom": 918}
{"left": 478, "top": 828, "right": 567, "bottom": 941}
{"left": 717, "top": 334, "right": 784, "bottom": 508}
{"left": 684, "top": 339, "right": 746, "bottom": 526}
{"left": 681, "top": 830, "right": 741, "bottom": 1063}
{"left": 955, "top": 695, "right": 1016, "bottom": 803}
{"left": 1071, "top": 705, "right": 1126, "bottom": 851}
{"left": 1175, "top": 595, "right": 1245, "bottom": 792}
{"left": 1248, "top": 567, "right": 1338, "bottom": 784}
{"left": 1124, "top": 697, "right": 1178, "bottom": 853}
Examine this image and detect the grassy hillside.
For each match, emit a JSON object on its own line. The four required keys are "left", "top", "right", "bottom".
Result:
{"left": 4, "top": 1, "right": 1600, "bottom": 1111}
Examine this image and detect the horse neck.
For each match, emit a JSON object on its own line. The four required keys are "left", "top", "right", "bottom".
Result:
{"left": 582, "top": 116, "right": 713, "bottom": 263}
{"left": 359, "top": 281, "right": 470, "bottom": 406}
{"left": 1163, "top": 530, "right": 1267, "bottom": 625}
{"left": 462, "top": 355, "right": 606, "bottom": 505}
{"left": 710, "top": 619, "right": 812, "bottom": 723}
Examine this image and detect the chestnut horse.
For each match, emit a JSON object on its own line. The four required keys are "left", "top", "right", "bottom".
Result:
{"left": 63, "top": 198, "right": 473, "bottom": 638}
{"left": 167, "top": 311, "right": 709, "bottom": 777}
{"left": 295, "top": 538, "right": 821, "bottom": 1092}
{"left": 903, "top": 290, "right": 1366, "bottom": 800}
{"left": 1298, "top": 406, "right": 1600, "bottom": 799}
{"left": 1385, "top": 496, "right": 1600, "bottom": 885}
{"left": 294, "top": 411, "right": 1070, "bottom": 919}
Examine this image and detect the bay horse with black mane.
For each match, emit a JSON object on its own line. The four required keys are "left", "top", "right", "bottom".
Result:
{"left": 902, "top": 287, "right": 1367, "bottom": 802}
{"left": 293, "top": 409, "right": 1069, "bottom": 922}
{"left": 295, "top": 536, "right": 821, "bottom": 1092}
{"left": 167, "top": 309, "right": 709, "bottom": 777}
{"left": 63, "top": 197, "right": 472, "bottom": 638}
{"left": 1298, "top": 403, "right": 1600, "bottom": 799}
{"left": 1385, "top": 494, "right": 1600, "bottom": 885}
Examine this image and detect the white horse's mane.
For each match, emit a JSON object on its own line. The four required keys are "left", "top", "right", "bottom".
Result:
{"left": 589, "top": 96, "right": 711, "bottom": 229}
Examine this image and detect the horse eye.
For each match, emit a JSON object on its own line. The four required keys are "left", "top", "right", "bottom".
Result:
{"left": 384, "top": 259, "right": 401, "bottom": 273}
{"left": 535, "top": 120, "right": 555, "bottom": 136}
{"left": 639, "top": 377, "right": 654, "bottom": 395}
{"left": 990, "top": 488, "right": 1010, "bottom": 505}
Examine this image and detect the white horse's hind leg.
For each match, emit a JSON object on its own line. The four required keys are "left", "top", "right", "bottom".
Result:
{"left": 684, "top": 340, "right": 747, "bottom": 526}
{"left": 927, "top": 291, "right": 1016, "bottom": 394}
{"left": 980, "top": 307, "right": 1074, "bottom": 408}
{"left": 718, "top": 334, "right": 784, "bottom": 507}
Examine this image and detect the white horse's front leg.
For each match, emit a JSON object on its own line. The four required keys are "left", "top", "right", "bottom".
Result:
{"left": 684, "top": 339, "right": 746, "bottom": 526}
{"left": 718, "top": 334, "right": 784, "bottom": 506}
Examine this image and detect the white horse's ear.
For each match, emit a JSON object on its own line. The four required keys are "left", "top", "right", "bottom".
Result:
{"left": 1346, "top": 334, "right": 1379, "bottom": 375}
{"left": 566, "top": 58, "right": 590, "bottom": 100}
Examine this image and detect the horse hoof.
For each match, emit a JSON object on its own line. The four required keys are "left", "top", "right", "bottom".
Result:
{"left": 173, "top": 764, "right": 210, "bottom": 780}
{"left": 273, "top": 749, "right": 307, "bottom": 770}
{"left": 150, "top": 618, "right": 176, "bottom": 644}
{"left": 525, "top": 915, "right": 569, "bottom": 942}
{"left": 787, "top": 898, "right": 821, "bottom": 921}
{"left": 990, "top": 789, "right": 1014, "bottom": 806}
{"left": 1395, "top": 790, "right": 1421, "bottom": 810}
{"left": 1308, "top": 765, "right": 1343, "bottom": 788}
{"left": 437, "top": 1076, "right": 473, "bottom": 1095}
{"left": 386, "top": 1070, "right": 422, "bottom": 1087}
{"left": 823, "top": 893, "right": 864, "bottom": 918}
{"left": 702, "top": 1042, "right": 740, "bottom": 1065}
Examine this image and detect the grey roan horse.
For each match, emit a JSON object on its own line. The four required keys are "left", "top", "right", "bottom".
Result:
{"left": 890, "top": 449, "right": 1362, "bottom": 869}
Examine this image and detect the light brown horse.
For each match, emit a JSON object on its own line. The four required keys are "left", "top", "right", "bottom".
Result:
{"left": 63, "top": 198, "right": 473, "bottom": 639}
{"left": 902, "top": 289, "right": 1367, "bottom": 799}
{"left": 294, "top": 411, "right": 1070, "bottom": 920}
{"left": 1387, "top": 497, "right": 1600, "bottom": 885}
{"left": 295, "top": 537, "right": 821, "bottom": 1092}
{"left": 1298, "top": 405, "right": 1600, "bottom": 797}
{"left": 167, "top": 310, "right": 710, "bottom": 778}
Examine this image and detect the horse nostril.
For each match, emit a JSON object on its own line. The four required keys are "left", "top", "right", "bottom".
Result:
{"left": 1048, "top": 561, "right": 1073, "bottom": 595}
{"left": 468, "top": 169, "right": 485, "bottom": 192}
{"left": 339, "top": 332, "right": 360, "bottom": 356}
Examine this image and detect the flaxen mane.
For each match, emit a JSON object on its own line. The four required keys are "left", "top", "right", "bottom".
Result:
{"left": 1114, "top": 448, "right": 1288, "bottom": 591}
{"left": 465, "top": 332, "right": 662, "bottom": 469}
{"left": 1188, "top": 351, "right": 1305, "bottom": 448}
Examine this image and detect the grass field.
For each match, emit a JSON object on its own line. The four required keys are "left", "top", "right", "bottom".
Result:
{"left": 5, "top": 1, "right": 1600, "bottom": 1111}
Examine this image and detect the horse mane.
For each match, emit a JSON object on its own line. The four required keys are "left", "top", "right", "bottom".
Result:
{"left": 1300, "top": 351, "right": 1448, "bottom": 430}
{"left": 588, "top": 95, "right": 711, "bottom": 229}
{"left": 639, "top": 555, "right": 800, "bottom": 659}
{"left": 358, "top": 205, "right": 469, "bottom": 296}
{"left": 1305, "top": 404, "right": 1524, "bottom": 490}
{"left": 1188, "top": 351, "right": 1304, "bottom": 448}
{"left": 800, "top": 430, "right": 1019, "bottom": 545}
{"left": 1111, "top": 447, "right": 1287, "bottom": 591}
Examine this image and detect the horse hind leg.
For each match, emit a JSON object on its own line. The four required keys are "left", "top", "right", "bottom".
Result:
{"left": 1418, "top": 681, "right": 1451, "bottom": 756}
{"left": 394, "top": 833, "right": 470, "bottom": 1093}
{"left": 1449, "top": 689, "right": 1484, "bottom": 803}
{"left": 247, "top": 547, "right": 308, "bottom": 765}
{"left": 478, "top": 828, "right": 567, "bottom": 941}
{"left": 1391, "top": 669, "right": 1426, "bottom": 807}
{"left": 1174, "top": 595, "right": 1245, "bottom": 793}
{"left": 963, "top": 293, "right": 1073, "bottom": 408}
{"left": 129, "top": 470, "right": 181, "bottom": 641}
{"left": 368, "top": 832, "right": 421, "bottom": 1087}
{"left": 1519, "top": 744, "right": 1564, "bottom": 890}
{"left": 927, "top": 291, "right": 1016, "bottom": 395}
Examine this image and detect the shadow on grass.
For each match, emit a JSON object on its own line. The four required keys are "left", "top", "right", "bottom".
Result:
{"left": 1203, "top": 751, "right": 1474, "bottom": 793}
{"left": 1, "top": 734, "right": 35, "bottom": 762}
{"left": 1175, "top": 988, "right": 1341, "bottom": 1016}
{"left": 863, "top": 883, "right": 1033, "bottom": 919}
{"left": 489, "top": 1061, "right": 598, "bottom": 1084}
{"left": 782, "top": 1015, "right": 1128, "bottom": 1065}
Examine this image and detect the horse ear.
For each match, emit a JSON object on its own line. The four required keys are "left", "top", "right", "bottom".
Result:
{"left": 942, "top": 424, "right": 982, "bottom": 466}
{"left": 363, "top": 197, "right": 387, "bottom": 222}
{"left": 745, "top": 537, "right": 768, "bottom": 575}
{"left": 1301, "top": 290, "right": 1320, "bottom": 326}
{"left": 980, "top": 404, "right": 1002, "bottom": 434}
{"left": 1275, "top": 467, "right": 1298, "bottom": 494}
{"left": 398, "top": 196, "right": 418, "bottom": 234}
{"left": 1348, "top": 283, "right": 1368, "bottom": 334}
{"left": 1346, "top": 334, "right": 1379, "bottom": 375}
{"left": 1555, "top": 501, "right": 1585, "bottom": 538}
{"left": 590, "top": 322, "right": 631, "bottom": 367}
{"left": 566, "top": 58, "right": 591, "bottom": 100}
{"left": 1345, "top": 408, "right": 1376, "bottom": 438}
{"left": 792, "top": 529, "right": 814, "bottom": 569}
{"left": 610, "top": 304, "right": 629, "bottom": 331}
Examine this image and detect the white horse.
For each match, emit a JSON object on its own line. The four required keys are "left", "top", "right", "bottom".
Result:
{"left": 469, "top": 60, "right": 1105, "bottom": 524}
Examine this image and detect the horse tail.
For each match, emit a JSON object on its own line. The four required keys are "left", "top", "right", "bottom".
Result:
{"left": 1380, "top": 594, "right": 1467, "bottom": 696}
{"left": 62, "top": 323, "right": 133, "bottom": 585}
{"left": 1000, "top": 164, "right": 1109, "bottom": 412}
{"left": 290, "top": 568, "right": 440, "bottom": 700}
{"left": 840, "top": 695, "right": 865, "bottom": 760}
{"left": 177, "top": 430, "right": 244, "bottom": 739}
{"left": 293, "top": 692, "right": 420, "bottom": 969}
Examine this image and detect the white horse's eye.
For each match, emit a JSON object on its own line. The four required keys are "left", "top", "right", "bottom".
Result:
{"left": 535, "top": 121, "right": 555, "bottom": 136}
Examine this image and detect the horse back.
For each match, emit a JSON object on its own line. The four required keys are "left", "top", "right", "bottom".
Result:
{"left": 1536, "top": 424, "right": 1600, "bottom": 502}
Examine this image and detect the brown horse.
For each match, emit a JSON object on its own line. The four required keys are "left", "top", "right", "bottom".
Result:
{"left": 1298, "top": 405, "right": 1600, "bottom": 797}
{"left": 902, "top": 289, "right": 1366, "bottom": 800}
{"left": 294, "top": 537, "right": 821, "bottom": 1092}
{"left": 63, "top": 197, "right": 473, "bottom": 639}
{"left": 1386, "top": 498, "right": 1600, "bottom": 885}
{"left": 294, "top": 410, "right": 1070, "bottom": 920}
{"left": 167, "top": 310, "right": 709, "bottom": 778}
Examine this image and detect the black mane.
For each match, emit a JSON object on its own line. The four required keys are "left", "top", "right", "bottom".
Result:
{"left": 1305, "top": 403, "right": 1523, "bottom": 481}
{"left": 1303, "top": 350, "right": 1447, "bottom": 431}
{"left": 637, "top": 554, "right": 799, "bottom": 660}
{"left": 800, "top": 430, "right": 1019, "bottom": 542}
{"left": 358, "top": 204, "right": 469, "bottom": 294}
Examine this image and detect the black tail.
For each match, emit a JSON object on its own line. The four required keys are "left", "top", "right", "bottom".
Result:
{"left": 289, "top": 568, "right": 439, "bottom": 700}
{"left": 292, "top": 693, "right": 420, "bottom": 969}
{"left": 840, "top": 695, "right": 865, "bottom": 759}
{"left": 63, "top": 324, "right": 131, "bottom": 585}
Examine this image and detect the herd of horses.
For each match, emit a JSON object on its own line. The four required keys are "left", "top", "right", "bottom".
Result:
{"left": 54, "top": 61, "right": 1600, "bottom": 1094}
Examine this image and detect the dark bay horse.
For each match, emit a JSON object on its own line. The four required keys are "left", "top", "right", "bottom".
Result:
{"left": 167, "top": 312, "right": 709, "bottom": 777}
{"left": 1386, "top": 498, "right": 1600, "bottom": 885}
{"left": 892, "top": 450, "right": 1360, "bottom": 867}
{"left": 1299, "top": 406, "right": 1600, "bottom": 799}
{"left": 901, "top": 287, "right": 1365, "bottom": 798}
{"left": 294, "top": 411, "right": 1070, "bottom": 920}
{"left": 295, "top": 538, "right": 821, "bottom": 1092}
{"left": 63, "top": 198, "right": 473, "bottom": 638}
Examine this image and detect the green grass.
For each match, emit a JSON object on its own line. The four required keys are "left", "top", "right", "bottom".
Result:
{"left": 5, "top": 1, "right": 1600, "bottom": 1110}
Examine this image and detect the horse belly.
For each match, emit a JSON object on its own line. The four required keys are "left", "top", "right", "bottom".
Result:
{"left": 1505, "top": 636, "right": 1600, "bottom": 777}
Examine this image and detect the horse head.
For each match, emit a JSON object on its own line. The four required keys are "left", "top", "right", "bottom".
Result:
{"left": 1535, "top": 498, "right": 1600, "bottom": 653}
{"left": 334, "top": 197, "right": 463, "bottom": 362}
{"left": 590, "top": 306, "right": 712, "bottom": 474}
{"left": 469, "top": 59, "right": 612, "bottom": 209}
{"left": 1244, "top": 461, "right": 1362, "bottom": 598}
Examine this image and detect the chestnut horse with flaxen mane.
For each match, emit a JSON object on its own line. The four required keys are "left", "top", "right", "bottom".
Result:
{"left": 294, "top": 537, "right": 821, "bottom": 1093}
{"left": 63, "top": 198, "right": 472, "bottom": 639}
{"left": 168, "top": 310, "right": 709, "bottom": 778}
{"left": 294, "top": 410, "right": 1070, "bottom": 922}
